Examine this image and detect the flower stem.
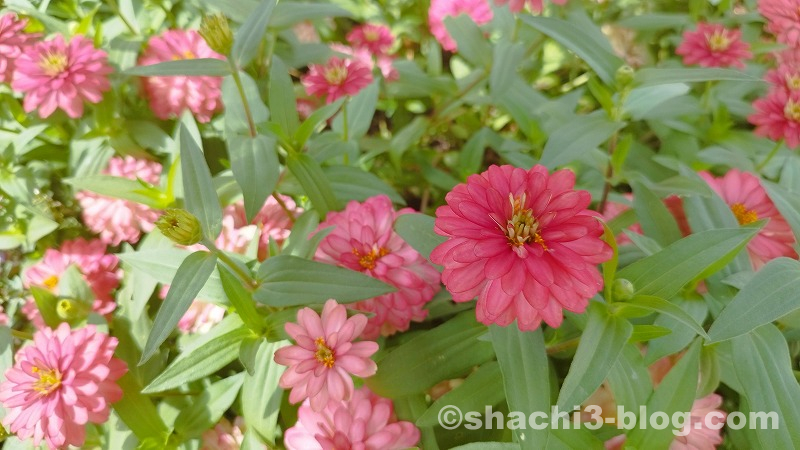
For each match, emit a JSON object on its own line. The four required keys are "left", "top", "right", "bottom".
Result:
{"left": 204, "top": 239, "right": 259, "bottom": 290}
{"left": 756, "top": 139, "right": 784, "bottom": 172}
{"left": 272, "top": 192, "right": 296, "bottom": 224}
{"left": 11, "top": 329, "right": 33, "bottom": 340}
{"left": 105, "top": 0, "right": 140, "bottom": 36}
{"left": 229, "top": 61, "right": 258, "bottom": 138}
{"left": 546, "top": 337, "right": 580, "bottom": 355}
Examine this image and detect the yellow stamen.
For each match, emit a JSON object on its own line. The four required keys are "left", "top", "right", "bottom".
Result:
{"left": 706, "top": 31, "right": 731, "bottom": 52}
{"left": 363, "top": 29, "right": 380, "bottom": 42}
{"left": 323, "top": 65, "right": 348, "bottom": 85}
{"left": 494, "top": 193, "right": 547, "bottom": 255}
{"left": 786, "top": 73, "right": 800, "bottom": 90}
{"left": 31, "top": 366, "right": 61, "bottom": 395}
{"left": 314, "top": 337, "right": 335, "bottom": 368}
{"left": 352, "top": 246, "right": 389, "bottom": 271}
{"left": 38, "top": 52, "right": 68, "bottom": 77}
{"left": 171, "top": 50, "right": 197, "bottom": 61}
{"left": 42, "top": 275, "right": 59, "bottom": 291}
{"left": 731, "top": 203, "right": 758, "bottom": 225}
{"left": 784, "top": 99, "right": 800, "bottom": 122}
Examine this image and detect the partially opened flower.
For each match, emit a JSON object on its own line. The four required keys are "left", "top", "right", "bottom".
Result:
{"left": 284, "top": 386, "right": 421, "bottom": 450}
{"left": 431, "top": 165, "right": 612, "bottom": 330}
{"left": 201, "top": 416, "right": 264, "bottom": 450}
{"left": 315, "top": 195, "right": 441, "bottom": 339}
{"left": 346, "top": 24, "right": 395, "bottom": 56}
{"left": 0, "top": 323, "right": 127, "bottom": 449}
{"left": 138, "top": 29, "right": 224, "bottom": 122}
{"left": 273, "top": 299, "right": 379, "bottom": 411}
{"left": 12, "top": 35, "right": 112, "bottom": 118}
{"left": 675, "top": 23, "right": 751, "bottom": 68}
{"left": 428, "top": 0, "right": 493, "bottom": 51}
{"left": 749, "top": 88, "right": 800, "bottom": 148}
{"left": 76, "top": 156, "right": 162, "bottom": 246}
{"left": 302, "top": 56, "right": 373, "bottom": 103}
{"left": 699, "top": 169, "right": 796, "bottom": 269}
{"left": 0, "top": 13, "right": 39, "bottom": 83}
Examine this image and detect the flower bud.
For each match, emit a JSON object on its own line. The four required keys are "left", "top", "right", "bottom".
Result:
{"left": 156, "top": 208, "right": 203, "bottom": 246}
{"left": 56, "top": 298, "right": 90, "bottom": 321}
{"left": 199, "top": 14, "right": 233, "bottom": 55}
{"left": 612, "top": 278, "right": 635, "bottom": 301}
{"left": 615, "top": 65, "right": 635, "bottom": 91}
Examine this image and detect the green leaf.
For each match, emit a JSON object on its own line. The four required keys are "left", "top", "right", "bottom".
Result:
{"left": 629, "top": 324, "right": 671, "bottom": 341}
{"left": 708, "top": 258, "right": 800, "bottom": 342}
{"left": 218, "top": 263, "right": 264, "bottom": 332}
{"left": 323, "top": 165, "right": 406, "bottom": 205}
{"left": 222, "top": 72, "right": 269, "bottom": 133}
{"left": 140, "top": 251, "right": 218, "bottom": 364}
{"left": 286, "top": 152, "right": 340, "bottom": 216}
{"left": 179, "top": 118, "right": 223, "bottom": 240}
{"left": 763, "top": 180, "right": 800, "bottom": 239}
{"left": 268, "top": 56, "right": 299, "bottom": 137}
{"left": 451, "top": 444, "right": 520, "bottom": 450}
{"left": 644, "top": 298, "right": 707, "bottom": 365}
{"left": 390, "top": 116, "right": 430, "bottom": 165}
{"left": 616, "top": 227, "right": 760, "bottom": 299}
{"left": 557, "top": 302, "right": 632, "bottom": 410}
{"left": 444, "top": 15, "right": 493, "bottom": 68}
{"left": 254, "top": 255, "right": 394, "bottom": 306}
{"left": 269, "top": 1, "right": 353, "bottom": 28}
{"left": 124, "top": 58, "right": 231, "bottom": 76}
{"left": 228, "top": 134, "right": 279, "bottom": 222}
{"left": 416, "top": 361, "right": 504, "bottom": 427}
{"left": 30, "top": 286, "right": 61, "bottom": 329}
{"left": 65, "top": 175, "right": 169, "bottom": 209}
{"left": 332, "top": 81, "right": 379, "bottom": 140}
{"left": 232, "top": 0, "right": 277, "bottom": 67}
{"left": 394, "top": 214, "right": 446, "bottom": 261}
{"left": 294, "top": 98, "right": 345, "bottom": 148}
{"left": 491, "top": 41, "right": 524, "bottom": 98}
{"left": 607, "top": 344, "right": 653, "bottom": 413}
{"left": 242, "top": 340, "right": 288, "bottom": 445}
{"left": 601, "top": 221, "right": 619, "bottom": 301}
{"left": 617, "top": 295, "right": 709, "bottom": 339}
{"left": 113, "top": 374, "right": 170, "bottom": 444}
{"left": 540, "top": 114, "right": 623, "bottom": 169}
{"left": 367, "top": 312, "right": 495, "bottom": 398}
{"left": 634, "top": 68, "right": 764, "bottom": 86}
{"left": 174, "top": 373, "right": 245, "bottom": 438}
{"left": 630, "top": 179, "right": 683, "bottom": 246}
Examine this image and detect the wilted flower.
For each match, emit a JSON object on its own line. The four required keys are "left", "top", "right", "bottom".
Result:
{"left": 675, "top": 23, "right": 751, "bottom": 68}
{"left": 748, "top": 88, "right": 800, "bottom": 148}
{"left": 0, "top": 13, "right": 39, "bottom": 83}
{"left": 302, "top": 56, "right": 374, "bottom": 103}
{"left": 428, "top": 0, "right": 493, "bottom": 51}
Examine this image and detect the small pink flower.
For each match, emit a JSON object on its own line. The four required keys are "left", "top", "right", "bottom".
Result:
{"left": 758, "top": 0, "right": 800, "bottom": 46}
{"left": 302, "top": 56, "right": 374, "bottom": 103}
{"left": 315, "top": 195, "right": 441, "bottom": 339}
{"left": 331, "top": 43, "right": 398, "bottom": 81}
{"left": 138, "top": 29, "right": 224, "bottom": 122}
{"left": 347, "top": 24, "right": 395, "bottom": 56}
{"left": 201, "top": 417, "right": 264, "bottom": 450}
{"left": 225, "top": 195, "right": 300, "bottom": 261}
{"left": 430, "top": 165, "right": 613, "bottom": 330}
{"left": 0, "top": 323, "right": 127, "bottom": 449}
{"left": 749, "top": 88, "right": 800, "bottom": 148}
{"left": 675, "top": 23, "right": 751, "bottom": 69}
{"left": 700, "top": 169, "right": 797, "bottom": 269}
{"left": 0, "top": 13, "right": 39, "bottom": 83}
{"left": 428, "top": 0, "right": 494, "bottom": 51}
{"left": 76, "top": 156, "right": 162, "bottom": 246}
{"left": 284, "top": 386, "right": 420, "bottom": 450}
{"left": 765, "top": 64, "right": 800, "bottom": 94}
{"left": 12, "top": 35, "right": 112, "bottom": 119}
{"left": 494, "top": 0, "right": 568, "bottom": 13}
{"left": 273, "top": 299, "right": 379, "bottom": 411}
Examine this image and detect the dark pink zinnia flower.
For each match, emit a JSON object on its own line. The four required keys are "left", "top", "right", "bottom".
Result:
{"left": 12, "top": 35, "right": 112, "bottom": 118}
{"left": 749, "top": 88, "right": 800, "bottom": 148}
{"left": 0, "top": 13, "right": 39, "bottom": 83}
{"left": 428, "top": 0, "right": 493, "bottom": 51}
{"left": 302, "top": 56, "right": 374, "bottom": 103}
{"left": 675, "top": 23, "right": 752, "bottom": 69}
{"left": 765, "top": 64, "right": 800, "bottom": 94}
{"left": 430, "top": 165, "right": 613, "bottom": 330}
{"left": 346, "top": 24, "right": 395, "bottom": 56}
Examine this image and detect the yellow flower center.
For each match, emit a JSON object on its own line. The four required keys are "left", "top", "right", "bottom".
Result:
{"left": 731, "top": 203, "right": 758, "bottom": 225}
{"left": 352, "top": 246, "right": 389, "bottom": 270}
{"left": 314, "top": 337, "right": 335, "bottom": 368}
{"left": 323, "top": 65, "right": 348, "bottom": 85}
{"left": 42, "top": 275, "right": 59, "bottom": 291}
{"left": 171, "top": 50, "right": 196, "bottom": 61}
{"left": 784, "top": 99, "right": 800, "bottom": 122}
{"left": 38, "top": 52, "right": 68, "bottom": 77}
{"left": 31, "top": 366, "right": 61, "bottom": 395}
{"left": 498, "top": 193, "right": 547, "bottom": 254}
{"left": 363, "top": 29, "right": 380, "bottom": 42}
{"left": 706, "top": 31, "right": 731, "bottom": 52}
{"left": 786, "top": 73, "right": 800, "bottom": 90}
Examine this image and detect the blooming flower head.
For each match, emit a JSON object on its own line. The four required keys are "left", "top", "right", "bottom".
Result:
{"left": 12, "top": 35, "right": 112, "bottom": 119}
{"left": 273, "top": 299, "right": 379, "bottom": 411}
{"left": 428, "top": 0, "right": 494, "bottom": 51}
{"left": 0, "top": 13, "right": 39, "bottom": 83}
{"left": 699, "top": 169, "right": 796, "bottom": 269}
{"left": 314, "top": 195, "right": 441, "bottom": 339}
{"left": 430, "top": 165, "right": 613, "bottom": 330}
{"left": 494, "top": 0, "right": 568, "bottom": 13}
{"left": 138, "top": 29, "right": 224, "bottom": 122}
{"left": 302, "top": 56, "right": 374, "bottom": 103}
{"left": 675, "top": 23, "right": 752, "bottom": 69}
{"left": 346, "top": 24, "right": 395, "bottom": 56}
{"left": 766, "top": 64, "right": 800, "bottom": 94}
{"left": 330, "top": 43, "right": 398, "bottom": 81}
{"left": 759, "top": 0, "right": 800, "bottom": 46}
{"left": 284, "top": 386, "right": 421, "bottom": 450}
{"left": 201, "top": 417, "right": 264, "bottom": 450}
{"left": 749, "top": 88, "right": 800, "bottom": 148}
{"left": 76, "top": 156, "right": 162, "bottom": 246}
{"left": 0, "top": 323, "right": 127, "bottom": 449}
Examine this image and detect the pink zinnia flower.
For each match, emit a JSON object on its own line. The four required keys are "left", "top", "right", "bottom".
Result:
{"left": 430, "top": 165, "right": 613, "bottom": 330}
{"left": 699, "top": 169, "right": 796, "bottom": 269}
{"left": 273, "top": 299, "right": 379, "bottom": 411}
{"left": 138, "top": 29, "right": 224, "bottom": 122}
{"left": 12, "top": 35, "right": 111, "bottom": 119}
{"left": 0, "top": 13, "right": 38, "bottom": 83}
{"left": 675, "top": 23, "right": 752, "bottom": 68}
{"left": 330, "top": 43, "right": 398, "bottom": 81}
{"left": 347, "top": 24, "right": 395, "bottom": 56}
{"left": 749, "top": 88, "right": 800, "bottom": 148}
{"left": 0, "top": 323, "right": 127, "bottom": 449}
{"left": 314, "top": 195, "right": 441, "bottom": 339}
{"left": 201, "top": 417, "right": 264, "bottom": 450}
{"left": 76, "top": 156, "right": 162, "bottom": 246}
{"left": 494, "top": 0, "right": 568, "bottom": 13}
{"left": 765, "top": 64, "right": 800, "bottom": 94}
{"left": 302, "top": 56, "right": 374, "bottom": 103}
{"left": 758, "top": 0, "right": 800, "bottom": 46}
{"left": 429, "top": 0, "right": 493, "bottom": 51}
{"left": 284, "top": 386, "right": 420, "bottom": 450}
{"left": 225, "top": 195, "right": 300, "bottom": 261}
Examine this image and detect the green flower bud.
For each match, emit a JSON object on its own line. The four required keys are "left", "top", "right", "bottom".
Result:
{"left": 56, "top": 298, "right": 90, "bottom": 321}
{"left": 199, "top": 14, "right": 233, "bottom": 55}
{"left": 612, "top": 278, "right": 635, "bottom": 301}
{"left": 615, "top": 65, "right": 635, "bottom": 91}
{"left": 156, "top": 208, "right": 203, "bottom": 246}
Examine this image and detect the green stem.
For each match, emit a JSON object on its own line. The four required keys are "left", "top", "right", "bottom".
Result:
{"left": 11, "top": 329, "right": 33, "bottom": 340}
{"left": 105, "top": 0, "right": 139, "bottom": 36}
{"left": 229, "top": 61, "right": 258, "bottom": 138}
{"left": 342, "top": 101, "right": 349, "bottom": 142}
{"left": 204, "top": 239, "right": 259, "bottom": 290}
{"left": 756, "top": 139, "right": 784, "bottom": 172}
{"left": 272, "top": 192, "right": 296, "bottom": 224}
{"left": 430, "top": 72, "right": 489, "bottom": 124}
{"left": 546, "top": 337, "right": 580, "bottom": 355}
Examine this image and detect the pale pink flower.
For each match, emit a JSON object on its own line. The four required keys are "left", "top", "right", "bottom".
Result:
{"left": 225, "top": 195, "right": 300, "bottom": 261}
{"left": 201, "top": 417, "right": 264, "bottom": 450}
{"left": 494, "top": 0, "right": 568, "bottom": 13}
{"left": 749, "top": 88, "right": 800, "bottom": 148}
{"left": 0, "top": 13, "right": 39, "bottom": 83}
{"left": 346, "top": 24, "right": 395, "bottom": 56}
{"left": 138, "top": 29, "right": 224, "bottom": 122}
{"left": 430, "top": 165, "right": 613, "bottom": 330}
{"left": 0, "top": 323, "right": 127, "bottom": 449}
{"left": 273, "top": 299, "right": 379, "bottom": 411}
{"left": 315, "top": 195, "right": 441, "bottom": 339}
{"left": 699, "top": 169, "right": 796, "bottom": 269}
{"left": 302, "top": 56, "right": 374, "bottom": 103}
{"left": 330, "top": 43, "right": 398, "bottom": 81}
{"left": 284, "top": 386, "right": 420, "bottom": 450}
{"left": 429, "top": 0, "right": 493, "bottom": 51}
{"left": 675, "top": 23, "right": 752, "bottom": 68}
{"left": 12, "top": 35, "right": 112, "bottom": 119}
{"left": 758, "top": 0, "right": 800, "bottom": 47}
{"left": 76, "top": 156, "right": 162, "bottom": 246}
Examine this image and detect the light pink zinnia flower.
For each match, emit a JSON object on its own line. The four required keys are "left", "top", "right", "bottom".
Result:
{"left": 0, "top": 323, "right": 127, "bottom": 449}
{"left": 225, "top": 195, "right": 300, "bottom": 261}
{"left": 314, "top": 195, "right": 441, "bottom": 339}
{"left": 758, "top": 0, "right": 800, "bottom": 46}
{"left": 494, "top": 0, "right": 568, "bottom": 13}
{"left": 430, "top": 165, "right": 613, "bottom": 330}
{"left": 273, "top": 299, "right": 379, "bottom": 411}
{"left": 12, "top": 35, "right": 112, "bottom": 119}
{"left": 76, "top": 156, "right": 162, "bottom": 246}
{"left": 302, "top": 56, "right": 374, "bottom": 103}
{"left": 346, "top": 24, "right": 395, "bottom": 56}
{"left": 201, "top": 417, "right": 264, "bottom": 450}
{"left": 699, "top": 169, "right": 796, "bottom": 269}
{"left": 428, "top": 0, "right": 493, "bottom": 51}
{"left": 138, "top": 29, "right": 224, "bottom": 122}
{"left": 284, "top": 386, "right": 420, "bottom": 450}
{"left": 749, "top": 88, "right": 800, "bottom": 148}
{"left": 675, "top": 23, "right": 752, "bottom": 69}
{"left": 0, "top": 13, "right": 39, "bottom": 83}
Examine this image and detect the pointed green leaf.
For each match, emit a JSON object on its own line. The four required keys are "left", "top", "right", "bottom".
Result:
{"left": 394, "top": 214, "right": 446, "bottom": 262}
{"left": 268, "top": 56, "right": 299, "bottom": 136}
{"left": 174, "top": 373, "right": 245, "bottom": 438}
{"left": 618, "top": 295, "right": 708, "bottom": 339}
{"left": 540, "top": 114, "right": 624, "bottom": 169}
{"left": 125, "top": 58, "right": 231, "bottom": 76}
{"left": 635, "top": 68, "right": 763, "bottom": 87}
{"left": 232, "top": 0, "right": 277, "bottom": 66}
{"left": 113, "top": 374, "right": 170, "bottom": 444}
{"left": 630, "top": 179, "right": 683, "bottom": 246}
{"left": 218, "top": 263, "right": 264, "bottom": 332}
{"left": 242, "top": 339, "right": 288, "bottom": 445}
{"left": 285, "top": 152, "right": 339, "bottom": 217}
{"left": 179, "top": 119, "right": 223, "bottom": 240}
{"left": 416, "top": 362, "right": 504, "bottom": 427}
{"left": 228, "top": 134, "right": 279, "bottom": 222}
